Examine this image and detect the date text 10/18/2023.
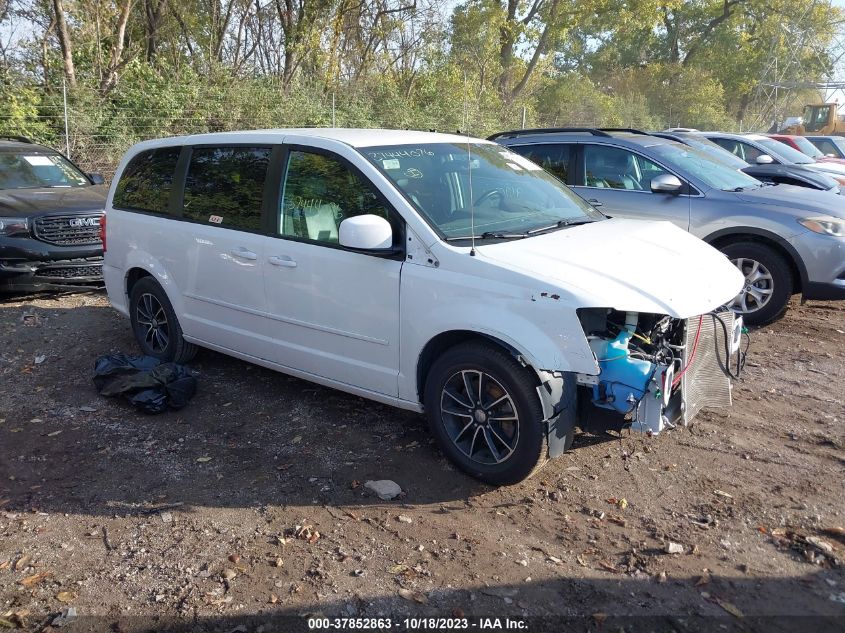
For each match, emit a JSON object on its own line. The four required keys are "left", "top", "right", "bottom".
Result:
{"left": 307, "top": 617, "right": 528, "bottom": 630}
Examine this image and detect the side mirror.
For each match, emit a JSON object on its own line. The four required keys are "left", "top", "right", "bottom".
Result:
{"left": 755, "top": 154, "right": 774, "bottom": 165}
{"left": 650, "top": 173, "right": 683, "bottom": 194}
{"left": 88, "top": 173, "right": 105, "bottom": 185}
{"left": 339, "top": 215, "right": 393, "bottom": 250}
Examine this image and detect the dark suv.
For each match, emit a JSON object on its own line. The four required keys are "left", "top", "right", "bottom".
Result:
{"left": 1, "top": 136, "right": 106, "bottom": 292}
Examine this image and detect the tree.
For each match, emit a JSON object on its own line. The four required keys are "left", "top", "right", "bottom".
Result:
{"left": 51, "top": 0, "right": 75, "bottom": 86}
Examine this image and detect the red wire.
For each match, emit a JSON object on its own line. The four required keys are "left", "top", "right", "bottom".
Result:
{"left": 672, "top": 314, "right": 704, "bottom": 388}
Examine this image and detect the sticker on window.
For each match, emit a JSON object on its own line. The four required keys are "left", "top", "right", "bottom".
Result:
{"left": 23, "top": 155, "right": 55, "bottom": 166}
{"left": 208, "top": 215, "right": 223, "bottom": 224}
{"left": 368, "top": 148, "right": 435, "bottom": 161}
{"left": 382, "top": 159, "right": 401, "bottom": 170}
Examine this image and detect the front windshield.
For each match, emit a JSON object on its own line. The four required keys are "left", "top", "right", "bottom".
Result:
{"left": 789, "top": 135, "right": 824, "bottom": 158}
{"left": 679, "top": 136, "right": 749, "bottom": 168}
{"left": 755, "top": 138, "right": 814, "bottom": 164}
{"left": 362, "top": 142, "right": 603, "bottom": 240}
{"left": 650, "top": 143, "right": 761, "bottom": 191}
{"left": 0, "top": 151, "right": 90, "bottom": 189}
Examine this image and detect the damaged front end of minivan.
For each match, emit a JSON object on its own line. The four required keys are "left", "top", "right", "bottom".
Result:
{"left": 474, "top": 219, "right": 751, "bottom": 463}
{"left": 537, "top": 307, "right": 747, "bottom": 458}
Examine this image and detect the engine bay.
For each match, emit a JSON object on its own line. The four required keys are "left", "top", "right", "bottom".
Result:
{"left": 576, "top": 308, "right": 745, "bottom": 434}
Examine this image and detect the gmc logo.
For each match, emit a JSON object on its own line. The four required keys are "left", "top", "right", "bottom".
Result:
{"left": 68, "top": 217, "right": 98, "bottom": 227}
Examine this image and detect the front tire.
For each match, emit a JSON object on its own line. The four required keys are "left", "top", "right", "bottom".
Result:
{"left": 129, "top": 277, "right": 197, "bottom": 363}
{"left": 720, "top": 242, "right": 793, "bottom": 326}
{"left": 424, "top": 342, "right": 547, "bottom": 485}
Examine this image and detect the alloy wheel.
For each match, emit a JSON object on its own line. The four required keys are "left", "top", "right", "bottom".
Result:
{"left": 729, "top": 257, "right": 774, "bottom": 314}
{"left": 136, "top": 292, "right": 170, "bottom": 353}
{"left": 439, "top": 370, "right": 519, "bottom": 465}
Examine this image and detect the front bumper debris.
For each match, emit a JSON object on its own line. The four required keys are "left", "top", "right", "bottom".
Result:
{"left": 0, "top": 256, "right": 104, "bottom": 292}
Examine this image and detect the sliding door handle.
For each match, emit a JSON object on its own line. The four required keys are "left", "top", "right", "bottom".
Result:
{"left": 230, "top": 247, "right": 258, "bottom": 260}
{"left": 268, "top": 255, "right": 297, "bottom": 268}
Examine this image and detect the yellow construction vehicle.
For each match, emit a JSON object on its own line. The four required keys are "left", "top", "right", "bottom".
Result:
{"left": 784, "top": 103, "right": 845, "bottom": 136}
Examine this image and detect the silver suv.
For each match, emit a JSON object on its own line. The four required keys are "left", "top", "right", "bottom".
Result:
{"left": 492, "top": 128, "right": 845, "bottom": 324}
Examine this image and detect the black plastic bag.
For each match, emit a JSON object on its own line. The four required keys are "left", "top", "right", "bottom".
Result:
{"left": 93, "top": 354, "right": 197, "bottom": 414}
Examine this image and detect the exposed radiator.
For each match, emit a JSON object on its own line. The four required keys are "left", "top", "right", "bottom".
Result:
{"left": 681, "top": 311, "right": 734, "bottom": 426}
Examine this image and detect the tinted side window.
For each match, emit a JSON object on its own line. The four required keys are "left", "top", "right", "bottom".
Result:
{"left": 583, "top": 145, "right": 667, "bottom": 190}
{"left": 737, "top": 142, "right": 763, "bottom": 161}
{"left": 510, "top": 144, "right": 572, "bottom": 181}
{"left": 814, "top": 139, "right": 838, "bottom": 156}
{"left": 113, "top": 147, "right": 181, "bottom": 213}
{"left": 182, "top": 146, "right": 271, "bottom": 231}
{"left": 280, "top": 150, "right": 393, "bottom": 245}
{"left": 711, "top": 138, "right": 744, "bottom": 158}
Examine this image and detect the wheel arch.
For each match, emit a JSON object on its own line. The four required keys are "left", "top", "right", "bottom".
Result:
{"left": 126, "top": 267, "right": 153, "bottom": 298}
{"left": 121, "top": 250, "right": 186, "bottom": 318}
{"left": 416, "top": 330, "right": 538, "bottom": 405}
{"left": 704, "top": 227, "right": 807, "bottom": 293}
{"left": 416, "top": 329, "right": 578, "bottom": 462}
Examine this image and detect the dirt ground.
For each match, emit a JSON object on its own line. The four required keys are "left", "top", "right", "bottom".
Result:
{"left": 0, "top": 291, "right": 843, "bottom": 633}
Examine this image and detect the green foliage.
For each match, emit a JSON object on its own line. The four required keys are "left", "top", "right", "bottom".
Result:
{"left": 0, "top": 0, "right": 841, "bottom": 175}
{"left": 0, "top": 82, "right": 57, "bottom": 143}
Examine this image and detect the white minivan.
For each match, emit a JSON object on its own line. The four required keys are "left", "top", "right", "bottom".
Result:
{"left": 103, "top": 129, "right": 745, "bottom": 484}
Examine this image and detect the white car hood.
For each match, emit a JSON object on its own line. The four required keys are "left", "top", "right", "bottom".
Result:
{"left": 810, "top": 162, "right": 845, "bottom": 177}
{"left": 478, "top": 218, "right": 744, "bottom": 318}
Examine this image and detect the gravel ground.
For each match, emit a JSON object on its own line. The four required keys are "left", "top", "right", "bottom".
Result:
{"left": 0, "top": 291, "right": 843, "bottom": 633}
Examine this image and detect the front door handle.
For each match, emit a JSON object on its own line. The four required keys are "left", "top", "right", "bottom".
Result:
{"left": 230, "top": 247, "right": 258, "bottom": 261}
{"left": 587, "top": 198, "right": 604, "bottom": 208}
{"left": 268, "top": 255, "right": 297, "bottom": 268}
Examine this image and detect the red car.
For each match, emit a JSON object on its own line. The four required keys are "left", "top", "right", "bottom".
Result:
{"left": 768, "top": 133, "right": 845, "bottom": 164}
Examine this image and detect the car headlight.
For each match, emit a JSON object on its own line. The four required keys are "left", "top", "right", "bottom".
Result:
{"left": 798, "top": 216, "right": 845, "bottom": 237}
{"left": 0, "top": 217, "right": 29, "bottom": 236}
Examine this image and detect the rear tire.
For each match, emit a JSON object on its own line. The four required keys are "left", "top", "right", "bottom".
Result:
{"left": 129, "top": 277, "right": 197, "bottom": 363}
{"left": 720, "top": 242, "right": 793, "bottom": 326}
{"left": 424, "top": 341, "right": 547, "bottom": 485}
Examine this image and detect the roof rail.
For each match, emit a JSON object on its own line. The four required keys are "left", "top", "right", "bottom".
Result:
{"left": 0, "top": 135, "right": 33, "bottom": 144}
{"left": 597, "top": 127, "right": 649, "bottom": 135}
{"left": 488, "top": 127, "right": 612, "bottom": 141}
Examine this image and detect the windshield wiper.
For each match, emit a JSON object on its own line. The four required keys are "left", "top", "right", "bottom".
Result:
{"left": 443, "top": 232, "right": 525, "bottom": 241}
{"left": 526, "top": 217, "right": 595, "bottom": 235}
{"left": 479, "top": 231, "right": 528, "bottom": 239}
{"left": 444, "top": 218, "right": 595, "bottom": 242}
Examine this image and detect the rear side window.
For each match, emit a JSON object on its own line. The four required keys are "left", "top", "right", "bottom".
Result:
{"left": 182, "top": 146, "right": 271, "bottom": 231}
{"left": 509, "top": 144, "right": 572, "bottom": 182}
{"left": 113, "top": 147, "right": 181, "bottom": 213}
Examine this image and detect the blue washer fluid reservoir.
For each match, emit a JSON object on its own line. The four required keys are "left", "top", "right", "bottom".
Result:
{"left": 590, "top": 330, "right": 656, "bottom": 414}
